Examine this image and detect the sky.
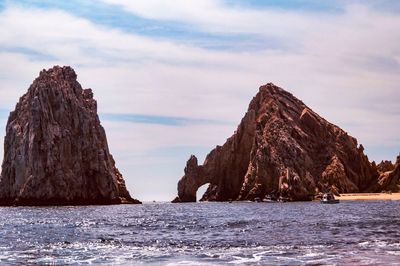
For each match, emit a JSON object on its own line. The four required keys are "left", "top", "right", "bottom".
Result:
{"left": 0, "top": 0, "right": 399, "bottom": 202}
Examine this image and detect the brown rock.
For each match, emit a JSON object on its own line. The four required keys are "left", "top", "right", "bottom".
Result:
{"left": 378, "top": 155, "right": 400, "bottom": 192}
{"left": 376, "top": 160, "right": 395, "bottom": 174}
{"left": 173, "top": 83, "right": 379, "bottom": 202}
{"left": 0, "top": 66, "right": 140, "bottom": 205}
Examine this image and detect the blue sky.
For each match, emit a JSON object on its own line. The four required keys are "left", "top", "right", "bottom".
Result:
{"left": 0, "top": 0, "right": 399, "bottom": 201}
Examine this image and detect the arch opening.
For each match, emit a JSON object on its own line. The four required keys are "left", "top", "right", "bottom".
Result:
{"left": 196, "top": 183, "right": 210, "bottom": 202}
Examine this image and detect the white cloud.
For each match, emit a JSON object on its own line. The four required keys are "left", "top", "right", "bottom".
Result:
{"left": 100, "top": 0, "right": 320, "bottom": 37}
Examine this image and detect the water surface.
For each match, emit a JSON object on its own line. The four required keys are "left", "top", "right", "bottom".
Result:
{"left": 0, "top": 201, "right": 399, "bottom": 265}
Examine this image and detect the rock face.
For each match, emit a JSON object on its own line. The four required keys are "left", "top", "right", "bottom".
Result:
{"left": 0, "top": 66, "right": 140, "bottom": 205}
{"left": 376, "top": 160, "right": 395, "bottom": 174}
{"left": 173, "top": 83, "right": 379, "bottom": 202}
{"left": 378, "top": 155, "right": 400, "bottom": 192}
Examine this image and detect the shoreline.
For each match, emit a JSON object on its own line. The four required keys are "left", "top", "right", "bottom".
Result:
{"left": 337, "top": 193, "right": 400, "bottom": 201}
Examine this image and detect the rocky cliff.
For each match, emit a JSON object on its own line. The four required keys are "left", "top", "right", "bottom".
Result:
{"left": 0, "top": 66, "right": 140, "bottom": 205}
{"left": 378, "top": 155, "right": 400, "bottom": 192}
{"left": 173, "top": 83, "right": 379, "bottom": 202}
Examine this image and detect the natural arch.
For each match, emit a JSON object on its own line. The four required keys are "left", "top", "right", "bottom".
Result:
{"left": 175, "top": 155, "right": 212, "bottom": 202}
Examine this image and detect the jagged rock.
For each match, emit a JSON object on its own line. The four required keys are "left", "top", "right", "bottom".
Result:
{"left": 378, "top": 155, "right": 400, "bottom": 192}
{"left": 0, "top": 66, "right": 140, "bottom": 205}
{"left": 376, "top": 160, "right": 395, "bottom": 174}
{"left": 174, "top": 155, "right": 204, "bottom": 202}
{"left": 173, "top": 83, "right": 379, "bottom": 202}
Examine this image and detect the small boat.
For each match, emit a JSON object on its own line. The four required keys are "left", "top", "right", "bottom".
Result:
{"left": 278, "top": 196, "right": 289, "bottom": 203}
{"left": 263, "top": 195, "right": 277, "bottom": 203}
{"left": 254, "top": 197, "right": 262, "bottom": 202}
{"left": 321, "top": 193, "right": 340, "bottom": 204}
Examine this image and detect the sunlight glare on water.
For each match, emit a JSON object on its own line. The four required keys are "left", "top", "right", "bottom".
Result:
{"left": 0, "top": 201, "right": 399, "bottom": 265}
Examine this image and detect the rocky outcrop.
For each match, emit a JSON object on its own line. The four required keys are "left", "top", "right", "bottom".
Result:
{"left": 0, "top": 66, "right": 140, "bottom": 205}
{"left": 378, "top": 155, "right": 400, "bottom": 192}
{"left": 173, "top": 83, "right": 379, "bottom": 202}
{"left": 376, "top": 160, "right": 395, "bottom": 174}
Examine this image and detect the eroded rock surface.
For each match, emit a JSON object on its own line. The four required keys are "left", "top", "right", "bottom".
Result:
{"left": 378, "top": 155, "right": 400, "bottom": 192}
{"left": 0, "top": 66, "right": 140, "bottom": 205}
{"left": 173, "top": 83, "right": 379, "bottom": 202}
{"left": 376, "top": 160, "right": 395, "bottom": 174}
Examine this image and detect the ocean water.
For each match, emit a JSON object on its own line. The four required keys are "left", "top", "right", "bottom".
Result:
{"left": 0, "top": 201, "right": 399, "bottom": 265}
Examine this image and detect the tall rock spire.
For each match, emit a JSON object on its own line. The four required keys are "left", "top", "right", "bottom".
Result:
{"left": 0, "top": 66, "right": 140, "bottom": 205}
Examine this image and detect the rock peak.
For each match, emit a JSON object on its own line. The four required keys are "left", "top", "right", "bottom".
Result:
{"left": 259, "top": 83, "right": 292, "bottom": 96}
{"left": 259, "top": 82, "right": 279, "bottom": 93}
{"left": 0, "top": 66, "right": 140, "bottom": 205}
{"left": 28, "top": 66, "right": 81, "bottom": 97}
{"left": 248, "top": 83, "right": 306, "bottom": 117}
{"left": 37, "top": 65, "right": 77, "bottom": 82}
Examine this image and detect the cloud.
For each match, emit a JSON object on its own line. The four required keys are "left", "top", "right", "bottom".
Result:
{"left": 100, "top": 113, "right": 233, "bottom": 126}
{"left": 101, "top": 0, "right": 326, "bottom": 37}
{"left": 0, "top": 6, "right": 207, "bottom": 64}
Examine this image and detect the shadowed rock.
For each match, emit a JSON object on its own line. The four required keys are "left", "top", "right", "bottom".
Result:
{"left": 376, "top": 160, "right": 395, "bottom": 174}
{"left": 0, "top": 66, "right": 140, "bottom": 205}
{"left": 378, "top": 155, "right": 400, "bottom": 192}
{"left": 173, "top": 83, "right": 379, "bottom": 202}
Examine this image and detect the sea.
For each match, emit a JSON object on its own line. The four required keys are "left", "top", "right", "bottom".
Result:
{"left": 0, "top": 201, "right": 399, "bottom": 265}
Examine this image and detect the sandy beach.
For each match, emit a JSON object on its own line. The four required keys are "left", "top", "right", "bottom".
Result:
{"left": 337, "top": 193, "right": 400, "bottom": 201}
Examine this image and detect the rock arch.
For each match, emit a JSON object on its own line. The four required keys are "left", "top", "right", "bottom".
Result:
{"left": 172, "top": 110, "right": 257, "bottom": 203}
{"left": 173, "top": 155, "right": 212, "bottom": 202}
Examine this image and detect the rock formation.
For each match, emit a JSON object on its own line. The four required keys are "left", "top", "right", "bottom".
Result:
{"left": 173, "top": 83, "right": 379, "bottom": 202}
{"left": 0, "top": 66, "right": 140, "bottom": 205}
{"left": 376, "top": 160, "right": 395, "bottom": 173}
{"left": 378, "top": 155, "right": 400, "bottom": 192}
